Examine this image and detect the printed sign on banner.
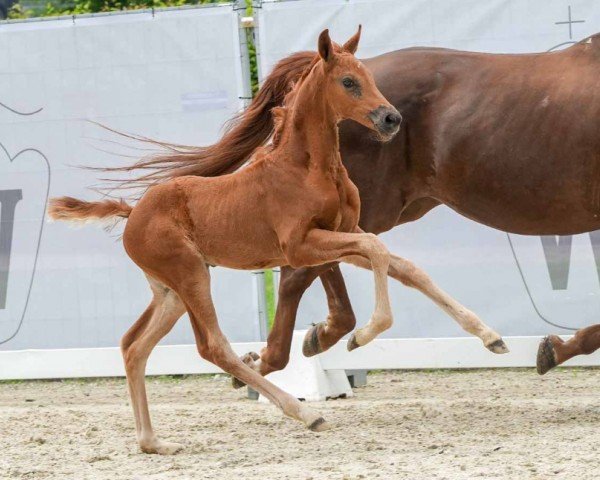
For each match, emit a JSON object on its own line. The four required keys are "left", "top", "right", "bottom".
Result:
{"left": 0, "top": 6, "right": 261, "bottom": 352}
{"left": 257, "top": 0, "right": 600, "bottom": 339}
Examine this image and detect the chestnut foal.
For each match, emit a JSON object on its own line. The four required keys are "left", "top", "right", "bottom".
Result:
{"left": 48, "top": 27, "right": 401, "bottom": 454}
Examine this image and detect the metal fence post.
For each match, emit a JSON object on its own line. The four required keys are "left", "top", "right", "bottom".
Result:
{"left": 272, "top": 267, "right": 281, "bottom": 307}
{"left": 236, "top": 0, "right": 254, "bottom": 106}
{"left": 251, "top": 270, "right": 269, "bottom": 341}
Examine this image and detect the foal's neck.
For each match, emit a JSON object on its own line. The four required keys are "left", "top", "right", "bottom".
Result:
{"left": 281, "top": 65, "right": 342, "bottom": 175}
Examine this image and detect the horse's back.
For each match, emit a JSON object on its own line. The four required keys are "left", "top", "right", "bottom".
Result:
{"left": 359, "top": 38, "right": 600, "bottom": 235}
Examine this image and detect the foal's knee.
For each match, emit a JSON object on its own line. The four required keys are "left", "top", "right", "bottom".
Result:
{"left": 362, "top": 234, "right": 389, "bottom": 264}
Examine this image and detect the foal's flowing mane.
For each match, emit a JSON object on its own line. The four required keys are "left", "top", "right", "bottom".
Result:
{"left": 97, "top": 50, "right": 317, "bottom": 194}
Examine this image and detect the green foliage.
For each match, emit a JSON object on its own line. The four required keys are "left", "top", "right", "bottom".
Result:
{"left": 247, "top": 31, "right": 259, "bottom": 95}
{"left": 244, "top": 0, "right": 259, "bottom": 95}
{"left": 264, "top": 269, "right": 275, "bottom": 328}
{"left": 7, "top": 4, "right": 28, "bottom": 18}
{"left": 8, "top": 0, "right": 226, "bottom": 19}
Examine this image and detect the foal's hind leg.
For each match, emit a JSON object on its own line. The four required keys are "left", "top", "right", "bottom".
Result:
{"left": 175, "top": 262, "right": 329, "bottom": 431}
{"left": 121, "top": 276, "right": 186, "bottom": 455}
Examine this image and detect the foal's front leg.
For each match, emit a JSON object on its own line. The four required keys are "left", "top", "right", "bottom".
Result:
{"left": 345, "top": 253, "right": 508, "bottom": 354}
{"left": 285, "top": 229, "right": 393, "bottom": 350}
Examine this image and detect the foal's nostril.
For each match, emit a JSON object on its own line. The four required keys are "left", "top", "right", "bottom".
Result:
{"left": 385, "top": 112, "right": 401, "bottom": 127}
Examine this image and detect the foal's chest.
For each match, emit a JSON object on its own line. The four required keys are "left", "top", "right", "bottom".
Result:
{"left": 313, "top": 171, "right": 360, "bottom": 232}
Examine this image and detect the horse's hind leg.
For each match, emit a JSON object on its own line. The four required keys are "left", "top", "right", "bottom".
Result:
{"left": 537, "top": 324, "right": 600, "bottom": 375}
{"left": 235, "top": 264, "right": 355, "bottom": 388}
{"left": 302, "top": 264, "right": 357, "bottom": 357}
{"left": 232, "top": 265, "right": 326, "bottom": 389}
{"left": 177, "top": 262, "right": 329, "bottom": 432}
{"left": 121, "top": 275, "right": 186, "bottom": 455}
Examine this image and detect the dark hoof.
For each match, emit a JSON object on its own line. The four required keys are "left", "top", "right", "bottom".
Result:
{"left": 302, "top": 323, "right": 324, "bottom": 357}
{"left": 347, "top": 333, "right": 360, "bottom": 352}
{"left": 247, "top": 351, "right": 260, "bottom": 361}
{"left": 231, "top": 351, "right": 261, "bottom": 389}
{"left": 232, "top": 376, "right": 246, "bottom": 389}
{"left": 308, "top": 417, "right": 329, "bottom": 432}
{"left": 537, "top": 336, "right": 557, "bottom": 375}
{"left": 486, "top": 338, "right": 509, "bottom": 354}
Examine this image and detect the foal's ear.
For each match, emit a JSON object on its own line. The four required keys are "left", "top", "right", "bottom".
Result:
{"left": 342, "top": 25, "right": 362, "bottom": 55}
{"left": 318, "top": 29, "right": 333, "bottom": 62}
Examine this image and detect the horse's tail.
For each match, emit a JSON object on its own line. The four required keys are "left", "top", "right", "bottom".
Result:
{"left": 98, "top": 50, "right": 317, "bottom": 190}
{"left": 47, "top": 196, "right": 132, "bottom": 224}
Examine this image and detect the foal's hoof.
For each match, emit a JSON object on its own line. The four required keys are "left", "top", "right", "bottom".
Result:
{"left": 485, "top": 338, "right": 509, "bottom": 354}
{"left": 232, "top": 377, "right": 246, "bottom": 389}
{"left": 231, "top": 351, "right": 260, "bottom": 389}
{"left": 140, "top": 439, "right": 184, "bottom": 455}
{"left": 308, "top": 417, "right": 331, "bottom": 432}
{"left": 537, "top": 336, "right": 558, "bottom": 375}
{"left": 303, "top": 323, "right": 324, "bottom": 357}
{"left": 347, "top": 333, "right": 361, "bottom": 352}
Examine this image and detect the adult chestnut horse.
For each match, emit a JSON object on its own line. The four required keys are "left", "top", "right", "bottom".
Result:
{"left": 250, "top": 33, "right": 600, "bottom": 379}
{"left": 49, "top": 28, "right": 406, "bottom": 454}
{"left": 101, "top": 33, "right": 599, "bottom": 379}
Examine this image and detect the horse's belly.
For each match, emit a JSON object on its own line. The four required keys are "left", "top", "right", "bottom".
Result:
{"left": 437, "top": 167, "right": 600, "bottom": 235}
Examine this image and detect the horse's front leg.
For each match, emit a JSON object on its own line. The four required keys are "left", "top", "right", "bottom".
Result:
{"left": 259, "top": 265, "right": 334, "bottom": 375}
{"left": 302, "top": 264, "right": 356, "bottom": 357}
{"left": 232, "top": 264, "right": 341, "bottom": 388}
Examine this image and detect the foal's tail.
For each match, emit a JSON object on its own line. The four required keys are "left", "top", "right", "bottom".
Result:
{"left": 97, "top": 50, "right": 317, "bottom": 191}
{"left": 47, "top": 196, "right": 132, "bottom": 224}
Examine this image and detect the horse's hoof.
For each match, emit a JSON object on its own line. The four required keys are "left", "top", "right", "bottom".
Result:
{"left": 308, "top": 417, "right": 330, "bottom": 432}
{"left": 347, "top": 333, "right": 360, "bottom": 351}
{"left": 486, "top": 338, "right": 509, "bottom": 354}
{"left": 231, "top": 351, "right": 260, "bottom": 389}
{"left": 537, "top": 336, "right": 557, "bottom": 375}
{"left": 302, "top": 323, "right": 324, "bottom": 357}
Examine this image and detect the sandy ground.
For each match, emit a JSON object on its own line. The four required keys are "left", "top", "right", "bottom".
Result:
{"left": 1, "top": 369, "right": 599, "bottom": 480}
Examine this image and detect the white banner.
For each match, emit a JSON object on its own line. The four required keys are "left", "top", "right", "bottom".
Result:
{"left": 0, "top": 6, "right": 262, "bottom": 352}
{"left": 258, "top": 0, "right": 600, "bottom": 339}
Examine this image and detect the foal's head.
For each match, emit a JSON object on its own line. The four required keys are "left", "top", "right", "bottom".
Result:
{"left": 314, "top": 26, "right": 401, "bottom": 141}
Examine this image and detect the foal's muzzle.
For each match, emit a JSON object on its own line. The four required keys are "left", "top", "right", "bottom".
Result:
{"left": 369, "top": 106, "right": 402, "bottom": 140}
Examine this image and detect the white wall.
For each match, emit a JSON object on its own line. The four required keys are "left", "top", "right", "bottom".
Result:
{"left": 0, "top": 6, "right": 262, "bottom": 351}
{"left": 2, "top": 0, "right": 600, "bottom": 378}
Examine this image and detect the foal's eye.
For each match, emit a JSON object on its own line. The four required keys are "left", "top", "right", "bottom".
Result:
{"left": 342, "top": 77, "right": 355, "bottom": 89}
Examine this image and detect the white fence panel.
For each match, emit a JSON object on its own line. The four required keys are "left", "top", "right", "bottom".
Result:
{"left": 257, "top": 0, "right": 600, "bottom": 341}
{"left": 0, "top": 5, "right": 261, "bottom": 358}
